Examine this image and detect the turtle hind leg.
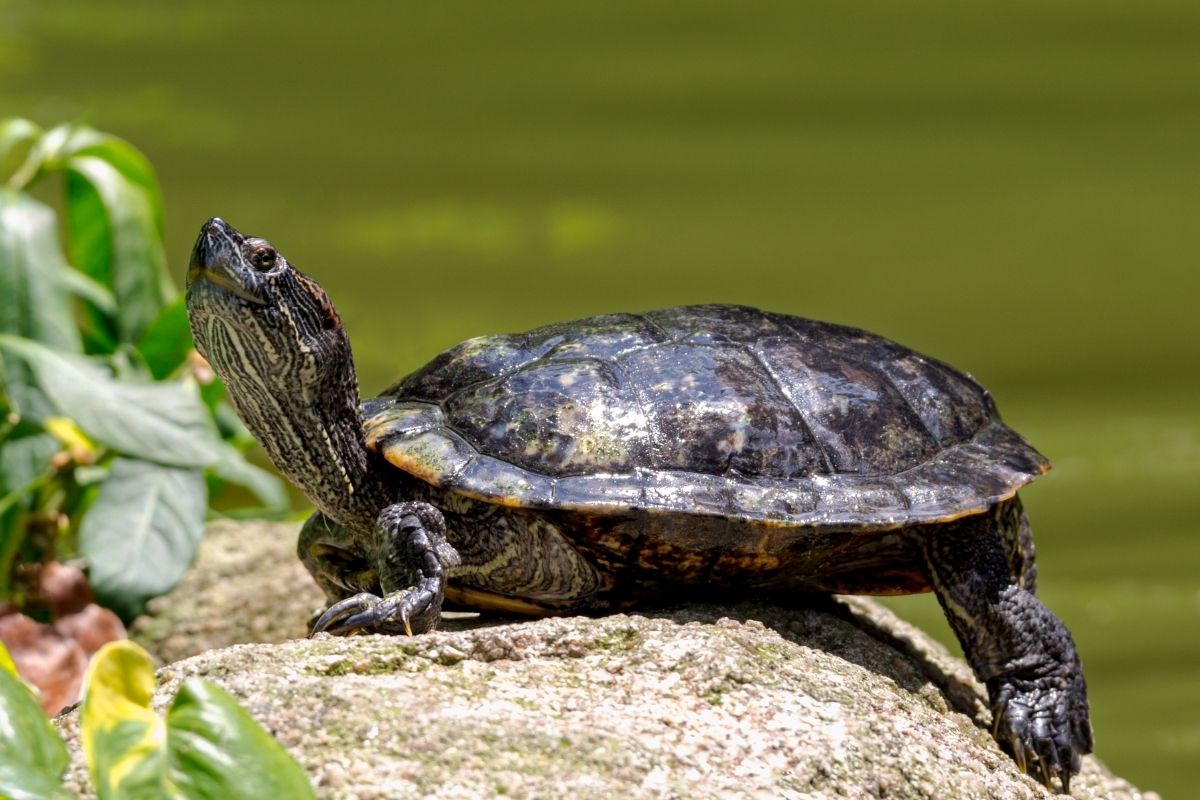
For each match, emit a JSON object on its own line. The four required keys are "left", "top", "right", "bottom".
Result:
{"left": 922, "top": 499, "right": 1092, "bottom": 793}
{"left": 1005, "top": 500, "right": 1038, "bottom": 594}
{"left": 311, "top": 502, "right": 461, "bottom": 636}
{"left": 299, "top": 511, "right": 379, "bottom": 604}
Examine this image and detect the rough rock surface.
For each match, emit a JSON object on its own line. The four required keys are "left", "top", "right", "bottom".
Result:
{"left": 50, "top": 521, "right": 1154, "bottom": 800}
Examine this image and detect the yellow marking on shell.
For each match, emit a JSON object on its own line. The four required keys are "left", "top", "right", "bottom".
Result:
{"left": 456, "top": 484, "right": 537, "bottom": 509}
{"left": 488, "top": 495, "right": 529, "bottom": 509}
{"left": 381, "top": 431, "right": 471, "bottom": 486}
{"left": 364, "top": 403, "right": 444, "bottom": 451}
{"left": 445, "top": 584, "right": 562, "bottom": 616}
{"left": 363, "top": 413, "right": 401, "bottom": 451}
{"left": 918, "top": 482, "right": 1031, "bottom": 526}
{"left": 755, "top": 528, "right": 774, "bottom": 560}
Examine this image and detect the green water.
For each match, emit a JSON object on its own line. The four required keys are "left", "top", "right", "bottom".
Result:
{"left": 2, "top": 1, "right": 1196, "bottom": 793}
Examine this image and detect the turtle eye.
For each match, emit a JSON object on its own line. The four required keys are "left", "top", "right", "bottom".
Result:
{"left": 250, "top": 246, "right": 277, "bottom": 271}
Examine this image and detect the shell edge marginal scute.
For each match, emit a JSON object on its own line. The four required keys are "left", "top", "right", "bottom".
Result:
{"left": 372, "top": 417, "right": 1046, "bottom": 530}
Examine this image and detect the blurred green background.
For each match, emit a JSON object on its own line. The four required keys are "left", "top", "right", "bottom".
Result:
{"left": 2, "top": 0, "right": 1196, "bottom": 793}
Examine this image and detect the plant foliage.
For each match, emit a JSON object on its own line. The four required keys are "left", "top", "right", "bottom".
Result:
{"left": 0, "top": 640, "right": 315, "bottom": 799}
{"left": 0, "top": 118, "right": 288, "bottom": 620}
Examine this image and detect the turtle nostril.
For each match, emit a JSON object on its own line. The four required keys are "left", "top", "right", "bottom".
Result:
{"left": 204, "top": 216, "right": 227, "bottom": 234}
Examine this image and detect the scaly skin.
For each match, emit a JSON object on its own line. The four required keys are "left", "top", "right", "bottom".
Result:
{"left": 923, "top": 502, "right": 1092, "bottom": 793}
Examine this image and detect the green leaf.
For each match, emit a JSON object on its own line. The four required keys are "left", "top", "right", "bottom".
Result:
{"left": 0, "top": 336, "right": 223, "bottom": 468}
{"left": 62, "top": 128, "right": 165, "bottom": 233}
{"left": 0, "top": 643, "right": 74, "bottom": 800}
{"left": 9, "top": 122, "right": 172, "bottom": 351}
{"left": 0, "top": 429, "right": 57, "bottom": 497}
{"left": 79, "top": 457, "right": 206, "bottom": 620}
{"left": 64, "top": 170, "right": 119, "bottom": 353}
{"left": 60, "top": 126, "right": 173, "bottom": 346}
{"left": 0, "top": 430, "right": 58, "bottom": 596}
{"left": 5, "top": 121, "right": 72, "bottom": 187}
{"left": 209, "top": 443, "right": 290, "bottom": 513}
{"left": 0, "top": 189, "right": 89, "bottom": 425}
{"left": 66, "top": 158, "right": 173, "bottom": 346}
{"left": 0, "top": 118, "right": 41, "bottom": 159}
{"left": 0, "top": 118, "right": 42, "bottom": 185}
{"left": 58, "top": 265, "right": 118, "bottom": 316}
{"left": 0, "top": 343, "right": 56, "bottom": 435}
{"left": 166, "top": 678, "right": 316, "bottom": 800}
{"left": 135, "top": 296, "right": 192, "bottom": 380}
{"left": 0, "top": 190, "right": 83, "bottom": 352}
{"left": 81, "top": 641, "right": 167, "bottom": 800}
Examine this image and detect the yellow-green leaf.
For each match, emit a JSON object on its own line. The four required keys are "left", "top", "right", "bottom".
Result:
{"left": 44, "top": 416, "right": 99, "bottom": 455}
{"left": 82, "top": 641, "right": 168, "bottom": 800}
{"left": 0, "top": 639, "right": 15, "bottom": 676}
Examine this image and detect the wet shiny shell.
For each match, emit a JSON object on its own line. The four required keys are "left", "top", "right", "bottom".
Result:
{"left": 363, "top": 305, "right": 1048, "bottom": 528}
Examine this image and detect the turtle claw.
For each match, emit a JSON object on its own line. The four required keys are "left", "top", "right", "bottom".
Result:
{"left": 1006, "top": 732, "right": 1028, "bottom": 774}
{"left": 311, "top": 592, "right": 381, "bottom": 636}
{"left": 309, "top": 586, "right": 440, "bottom": 637}
{"left": 308, "top": 502, "right": 454, "bottom": 638}
{"left": 991, "top": 676, "right": 1090, "bottom": 794}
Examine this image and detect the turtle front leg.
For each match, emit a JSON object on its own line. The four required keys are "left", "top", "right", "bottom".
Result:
{"left": 311, "top": 502, "right": 461, "bottom": 636}
{"left": 922, "top": 506, "right": 1092, "bottom": 793}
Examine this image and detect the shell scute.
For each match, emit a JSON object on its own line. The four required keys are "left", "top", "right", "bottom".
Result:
{"left": 394, "top": 332, "right": 557, "bottom": 402}
{"left": 444, "top": 357, "right": 651, "bottom": 476}
{"left": 729, "top": 482, "right": 818, "bottom": 522}
{"left": 378, "top": 427, "right": 475, "bottom": 488}
{"left": 617, "top": 342, "right": 821, "bottom": 478}
{"left": 643, "top": 304, "right": 789, "bottom": 341}
{"left": 541, "top": 313, "right": 667, "bottom": 360}
{"left": 453, "top": 453, "right": 557, "bottom": 507}
{"left": 809, "top": 476, "right": 910, "bottom": 526}
{"left": 871, "top": 352, "right": 995, "bottom": 445}
{"left": 641, "top": 471, "right": 738, "bottom": 517}
{"left": 554, "top": 474, "right": 644, "bottom": 509}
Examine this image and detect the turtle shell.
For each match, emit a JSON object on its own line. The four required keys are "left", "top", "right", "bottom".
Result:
{"left": 363, "top": 305, "right": 1048, "bottom": 528}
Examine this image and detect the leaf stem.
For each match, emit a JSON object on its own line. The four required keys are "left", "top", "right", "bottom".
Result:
{"left": 0, "top": 471, "right": 54, "bottom": 598}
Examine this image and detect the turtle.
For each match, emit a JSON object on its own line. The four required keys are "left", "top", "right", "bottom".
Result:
{"left": 185, "top": 217, "right": 1092, "bottom": 791}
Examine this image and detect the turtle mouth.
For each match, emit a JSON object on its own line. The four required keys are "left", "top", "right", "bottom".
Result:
{"left": 188, "top": 263, "right": 269, "bottom": 307}
{"left": 187, "top": 217, "right": 268, "bottom": 307}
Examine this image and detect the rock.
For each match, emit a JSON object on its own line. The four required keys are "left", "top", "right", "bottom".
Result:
{"left": 49, "top": 521, "right": 1152, "bottom": 800}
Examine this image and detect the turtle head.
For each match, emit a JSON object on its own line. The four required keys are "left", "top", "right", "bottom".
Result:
{"left": 186, "top": 216, "right": 344, "bottom": 359}
{"left": 186, "top": 217, "right": 389, "bottom": 527}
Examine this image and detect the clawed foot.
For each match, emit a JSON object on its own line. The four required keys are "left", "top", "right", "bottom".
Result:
{"left": 311, "top": 587, "right": 441, "bottom": 636}
{"left": 310, "top": 501, "right": 459, "bottom": 637}
{"left": 992, "top": 671, "right": 1093, "bottom": 793}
